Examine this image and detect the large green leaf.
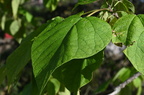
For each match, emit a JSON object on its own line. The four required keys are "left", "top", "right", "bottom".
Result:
{"left": 124, "top": 32, "right": 144, "bottom": 75}
{"left": 53, "top": 51, "right": 103, "bottom": 92}
{"left": 32, "top": 15, "right": 112, "bottom": 94}
{"left": 6, "top": 17, "right": 63, "bottom": 85}
{"left": 112, "top": 14, "right": 144, "bottom": 75}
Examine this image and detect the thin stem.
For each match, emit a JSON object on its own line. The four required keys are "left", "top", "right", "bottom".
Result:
{"left": 108, "top": 72, "right": 141, "bottom": 95}
{"left": 87, "top": 8, "right": 109, "bottom": 17}
{"left": 83, "top": 8, "right": 109, "bottom": 17}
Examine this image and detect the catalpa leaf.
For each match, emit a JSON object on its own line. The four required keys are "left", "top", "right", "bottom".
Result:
{"left": 112, "top": 14, "right": 144, "bottom": 75}
{"left": 53, "top": 51, "right": 103, "bottom": 92}
{"left": 6, "top": 17, "right": 63, "bottom": 85}
{"left": 32, "top": 15, "right": 112, "bottom": 94}
{"left": 124, "top": 32, "right": 144, "bottom": 75}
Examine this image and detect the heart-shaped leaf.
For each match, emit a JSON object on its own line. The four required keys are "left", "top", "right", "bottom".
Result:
{"left": 32, "top": 15, "right": 112, "bottom": 94}
{"left": 112, "top": 14, "right": 144, "bottom": 75}
{"left": 124, "top": 32, "right": 144, "bottom": 75}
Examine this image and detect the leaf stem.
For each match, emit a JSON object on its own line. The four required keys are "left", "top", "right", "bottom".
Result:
{"left": 108, "top": 72, "right": 141, "bottom": 95}
{"left": 84, "top": 8, "right": 109, "bottom": 17}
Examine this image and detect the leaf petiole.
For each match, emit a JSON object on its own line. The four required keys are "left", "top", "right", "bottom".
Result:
{"left": 83, "top": 8, "right": 110, "bottom": 17}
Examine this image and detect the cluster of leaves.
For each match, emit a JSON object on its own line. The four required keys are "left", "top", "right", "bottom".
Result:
{"left": 0, "top": 0, "right": 144, "bottom": 95}
{"left": 0, "top": 0, "right": 61, "bottom": 42}
{"left": 0, "top": 0, "right": 38, "bottom": 42}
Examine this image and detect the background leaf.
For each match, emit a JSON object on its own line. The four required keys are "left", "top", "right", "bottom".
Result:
{"left": 6, "top": 17, "right": 63, "bottom": 85}
{"left": 46, "top": 78, "right": 60, "bottom": 95}
{"left": 12, "top": 0, "right": 20, "bottom": 18}
{"left": 10, "top": 19, "right": 21, "bottom": 35}
{"left": 114, "top": 0, "right": 135, "bottom": 13}
{"left": 113, "top": 67, "right": 137, "bottom": 82}
{"left": 1, "top": 13, "right": 6, "bottom": 30}
{"left": 25, "top": 12, "right": 33, "bottom": 23}
{"left": 43, "top": 0, "right": 59, "bottom": 11}
{"left": 0, "top": 66, "right": 6, "bottom": 85}
{"left": 122, "top": 0, "right": 135, "bottom": 13}
{"left": 74, "top": 0, "right": 97, "bottom": 10}
{"left": 77, "top": 0, "right": 97, "bottom": 5}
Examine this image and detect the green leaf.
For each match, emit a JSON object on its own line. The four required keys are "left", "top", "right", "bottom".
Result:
{"left": 32, "top": 15, "right": 112, "bottom": 94}
{"left": 6, "top": 17, "right": 63, "bottom": 85}
{"left": 46, "top": 78, "right": 60, "bottom": 95}
{"left": 119, "top": 86, "right": 132, "bottom": 95}
{"left": 12, "top": 0, "right": 20, "bottom": 18}
{"left": 77, "top": 0, "right": 97, "bottom": 5}
{"left": 113, "top": 67, "right": 136, "bottom": 82}
{"left": 25, "top": 12, "right": 33, "bottom": 22}
{"left": 58, "top": 88, "right": 71, "bottom": 95}
{"left": 53, "top": 51, "right": 103, "bottom": 92}
{"left": 6, "top": 26, "right": 42, "bottom": 85}
{"left": 112, "top": 14, "right": 144, "bottom": 75}
{"left": 94, "top": 79, "right": 111, "bottom": 94}
{"left": 117, "top": 11, "right": 128, "bottom": 17}
{"left": 112, "top": 15, "right": 144, "bottom": 46}
{"left": 73, "top": 0, "right": 97, "bottom": 10}
{"left": 0, "top": 66, "right": 6, "bottom": 85}
{"left": 124, "top": 32, "right": 144, "bottom": 75}
{"left": 122, "top": 0, "right": 135, "bottom": 13}
{"left": 10, "top": 19, "right": 21, "bottom": 35}
{"left": 1, "top": 13, "right": 6, "bottom": 30}
{"left": 114, "top": 1, "right": 129, "bottom": 13}
{"left": 19, "top": 83, "right": 32, "bottom": 95}
{"left": 20, "top": 75, "right": 41, "bottom": 95}
{"left": 133, "top": 77, "right": 142, "bottom": 88}
{"left": 113, "top": 0, "right": 135, "bottom": 13}
{"left": 137, "top": 86, "right": 142, "bottom": 95}
{"left": 43, "top": 0, "right": 59, "bottom": 11}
